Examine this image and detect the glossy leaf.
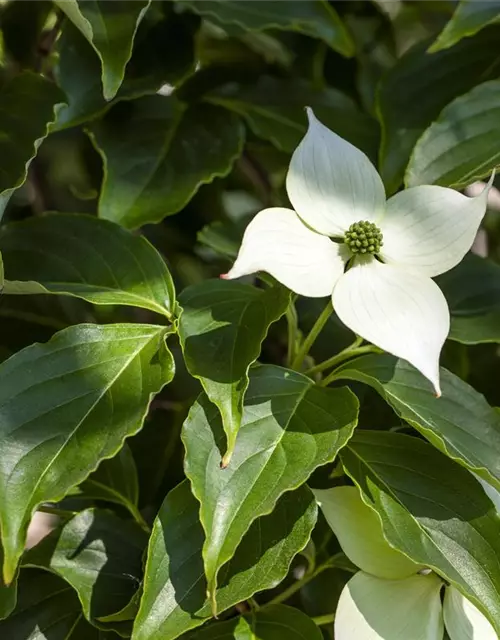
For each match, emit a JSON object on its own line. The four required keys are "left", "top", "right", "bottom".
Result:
{"left": 431, "top": 1, "right": 500, "bottom": 52}
{"left": 407, "top": 80, "right": 500, "bottom": 188}
{"left": 185, "top": 605, "right": 322, "bottom": 639}
{"left": 0, "top": 72, "right": 65, "bottom": 214}
{"left": 24, "top": 509, "right": 147, "bottom": 629}
{"left": 0, "top": 545, "right": 16, "bottom": 620}
{"left": 178, "top": 280, "right": 290, "bottom": 465}
{"left": 89, "top": 97, "right": 245, "bottom": 228}
{"left": 182, "top": 364, "right": 358, "bottom": 607}
{"left": 341, "top": 430, "right": 500, "bottom": 633}
{"left": 179, "top": 0, "right": 354, "bottom": 57}
{"left": 133, "top": 481, "right": 317, "bottom": 640}
{"left": 0, "top": 323, "right": 174, "bottom": 584}
{"left": 0, "top": 213, "right": 176, "bottom": 319}
{"left": 208, "top": 76, "right": 378, "bottom": 157}
{"left": 55, "top": 0, "right": 152, "bottom": 100}
{"left": 377, "top": 27, "right": 500, "bottom": 193}
{"left": 334, "top": 353, "right": 500, "bottom": 491}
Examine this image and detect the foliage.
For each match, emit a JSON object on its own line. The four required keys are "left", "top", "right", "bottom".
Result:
{"left": 0, "top": 1, "right": 499, "bottom": 639}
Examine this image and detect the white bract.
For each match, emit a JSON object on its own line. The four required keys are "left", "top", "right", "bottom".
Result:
{"left": 223, "top": 108, "right": 493, "bottom": 394}
{"left": 314, "top": 486, "right": 498, "bottom": 640}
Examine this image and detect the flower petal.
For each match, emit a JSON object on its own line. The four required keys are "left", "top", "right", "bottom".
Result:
{"left": 380, "top": 175, "right": 494, "bottom": 277}
{"left": 286, "top": 108, "right": 386, "bottom": 237}
{"left": 333, "top": 258, "right": 449, "bottom": 395}
{"left": 223, "top": 207, "right": 346, "bottom": 297}
{"left": 444, "top": 586, "right": 497, "bottom": 640}
{"left": 335, "top": 572, "right": 444, "bottom": 640}
{"left": 314, "top": 486, "right": 422, "bottom": 579}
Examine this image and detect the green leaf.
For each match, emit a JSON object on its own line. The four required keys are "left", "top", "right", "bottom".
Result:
{"left": 0, "top": 570, "right": 116, "bottom": 638}
{"left": 0, "top": 213, "right": 176, "bottom": 319}
{"left": 0, "top": 71, "right": 65, "bottom": 212}
{"left": 430, "top": 0, "right": 500, "bottom": 52}
{"left": 178, "top": 281, "right": 290, "bottom": 466}
{"left": 1, "top": 1, "right": 52, "bottom": 68}
{"left": 0, "top": 545, "right": 16, "bottom": 620}
{"left": 406, "top": 79, "right": 500, "bottom": 188}
{"left": 178, "top": 0, "right": 354, "bottom": 57}
{"left": 55, "top": 0, "right": 152, "bottom": 100}
{"left": 207, "top": 76, "right": 378, "bottom": 157}
{"left": 133, "top": 480, "right": 317, "bottom": 640}
{"left": 185, "top": 605, "right": 322, "bottom": 639}
{"left": 24, "top": 509, "right": 147, "bottom": 630}
{"left": 437, "top": 253, "right": 500, "bottom": 344}
{"left": 334, "top": 353, "right": 500, "bottom": 491}
{"left": 182, "top": 364, "right": 358, "bottom": 609}
{"left": 89, "top": 97, "right": 245, "bottom": 228}
{"left": 0, "top": 323, "right": 174, "bottom": 584}
{"left": 341, "top": 430, "right": 500, "bottom": 633}
{"left": 377, "top": 27, "right": 500, "bottom": 193}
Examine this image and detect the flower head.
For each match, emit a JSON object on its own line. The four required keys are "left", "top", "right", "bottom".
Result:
{"left": 223, "top": 108, "right": 494, "bottom": 394}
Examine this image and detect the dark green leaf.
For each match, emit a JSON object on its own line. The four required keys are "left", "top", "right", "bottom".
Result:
{"left": 0, "top": 72, "right": 65, "bottom": 210}
{"left": 178, "top": 281, "right": 290, "bottom": 465}
{"left": 55, "top": 0, "right": 151, "bottom": 100}
{"left": 406, "top": 79, "right": 500, "bottom": 187}
{"left": 132, "top": 480, "right": 317, "bottom": 640}
{"left": 89, "top": 97, "right": 245, "bottom": 228}
{"left": 0, "top": 545, "right": 16, "bottom": 620}
{"left": 185, "top": 605, "right": 322, "bottom": 639}
{"left": 178, "top": 0, "right": 354, "bottom": 57}
{"left": 342, "top": 430, "right": 500, "bottom": 633}
{"left": 1, "top": 1, "right": 51, "bottom": 68}
{"left": 377, "top": 27, "right": 500, "bottom": 193}
{"left": 24, "top": 509, "right": 147, "bottom": 630}
{"left": 207, "top": 76, "right": 378, "bottom": 157}
{"left": 430, "top": 0, "right": 500, "bottom": 52}
{"left": 334, "top": 353, "right": 500, "bottom": 490}
{"left": 437, "top": 253, "right": 500, "bottom": 344}
{"left": 0, "top": 213, "right": 176, "bottom": 319}
{"left": 182, "top": 364, "right": 358, "bottom": 607}
{"left": 0, "top": 323, "right": 174, "bottom": 584}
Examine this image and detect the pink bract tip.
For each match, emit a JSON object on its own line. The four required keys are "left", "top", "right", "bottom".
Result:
{"left": 220, "top": 273, "right": 229, "bottom": 280}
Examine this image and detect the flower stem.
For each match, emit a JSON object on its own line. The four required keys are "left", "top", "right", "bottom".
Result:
{"left": 312, "top": 613, "right": 335, "bottom": 626}
{"left": 286, "top": 303, "right": 299, "bottom": 367}
{"left": 320, "top": 345, "right": 380, "bottom": 387}
{"left": 291, "top": 302, "right": 333, "bottom": 371}
{"left": 305, "top": 336, "right": 363, "bottom": 376}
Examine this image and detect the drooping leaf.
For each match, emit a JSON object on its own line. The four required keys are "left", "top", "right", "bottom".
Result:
{"left": 55, "top": 0, "right": 152, "bottom": 100}
{"left": 185, "top": 605, "right": 322, "bottom": 639}
{"left": 0, "top": 323, "right": 174, "bottom": 584}
{"left": 377, "top": 27, "right": 500, "bottom": 193}
{"left": 24, "top": 509, "right": 147, "bottom": 630}
{"left": 89, "top": 97, "right": 245, "bottom": 228}
{"left": 178, "top": 280, "right": 290, "bottom": 465}
{"left": 0, "top": 71, "right": 65, "bottom": 215}
{"left": 437, "top": 253, "right": 500, "bottom": 344}
{"left": 0, "top": 213, "right": 176, "bottom": 319}
{"left": 178, "top": 0, "right": 354, "bottom": 57}
{"left": 430, "top": 0, "right": 500, "bottom": 52}
{"left": 207, "top": 76, "right": 378, "bottom": 157}
{"left": 334, "top": 353, "right": 500, "bottom": 490}
{"left": 406, "top": 79, "right": 500, "bottom": 188}
{"left": 341, "top": 430, "right": 500, "bottom": 633}
{"left": 182, "top": 364, "right": 358, "bottom": 608}
{"left": 132, "top": 480, "right": 317, "bottom": 640}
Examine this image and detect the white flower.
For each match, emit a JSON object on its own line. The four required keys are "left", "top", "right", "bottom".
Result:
{"left": 223, "top": 108, "right": 493, "bottom": 395}
{"left": 314, "top": 485, "right": 498, "bottom": 640}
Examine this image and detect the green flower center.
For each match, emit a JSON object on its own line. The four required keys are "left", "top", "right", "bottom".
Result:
{"left": 344, "top": 220, "right": 383, "bottom": 255}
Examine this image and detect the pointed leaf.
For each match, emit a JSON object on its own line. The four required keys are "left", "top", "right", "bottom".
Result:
{"left": 0, "top": 545, "right": 16, "bottom": 620}
{"left": 0, "top": 323, "right": 174, "bottom": 584}
{"left": 133, "top": 481, "right": 318, "bottom": 640}
{"left": 341, "top": 430, "right": 500, "bottom": 633}
{"left": 89, "top": 97, "right": 245, "bottom": 228}
{"left": 334, "top": 353, "right": 500, "bottom": 491}
{"left": 0, "top": 213, "right": 176, "bottom": 319}
{"left": 178, "top": 0, "right": 354, "bottom": 57}
{"left": 407, "top": 80, "right": 500, "bottom": 188}
{"left": 178, "top": 280, "right": 290, "bottom": 464}
{"left": 185, "top": 605, "right": 322, "bottom": 639}
{"left": 55, "top": 0, "right": 152, "bottom": 100}
{"left": 182, "top": 364, "right": 358, "bottom": 607}
{"left": 431, "top": 1, "right": 500, "bottom": 52}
